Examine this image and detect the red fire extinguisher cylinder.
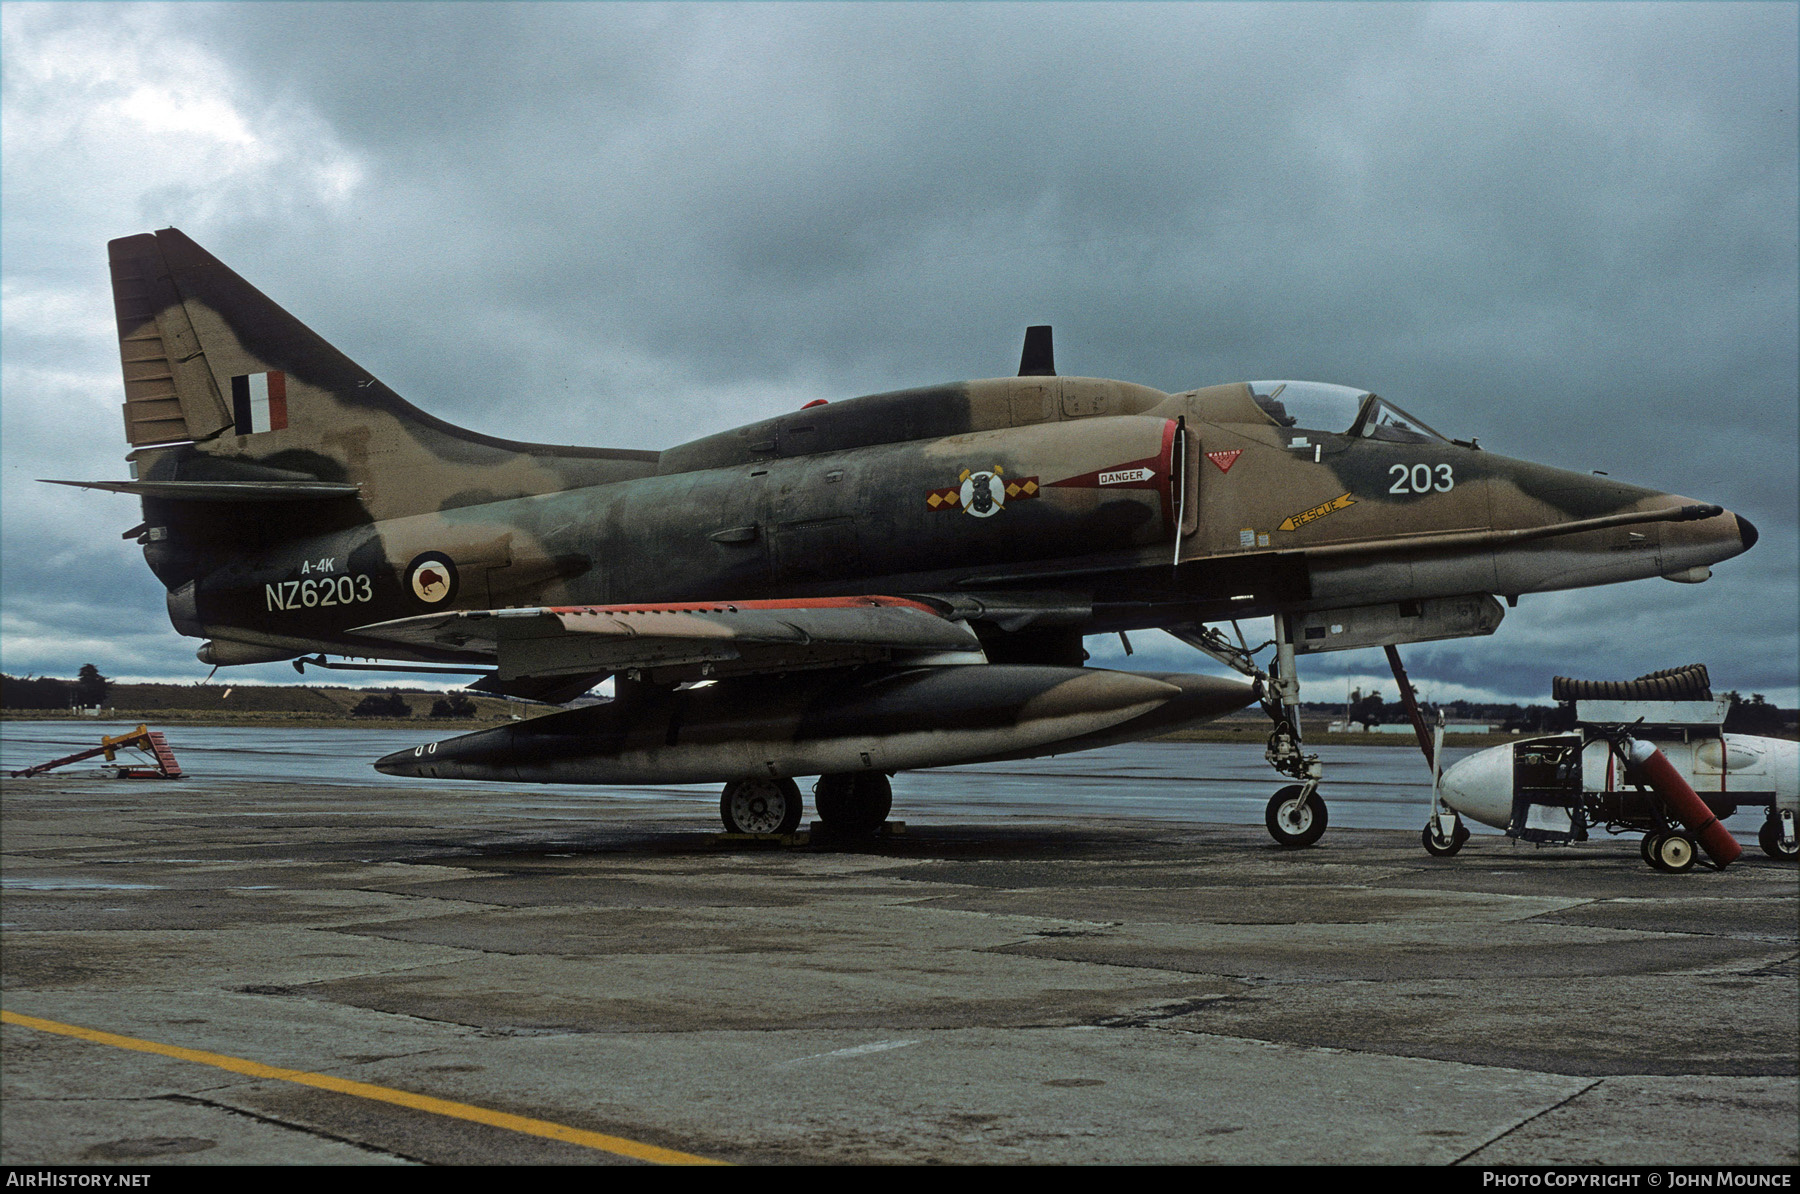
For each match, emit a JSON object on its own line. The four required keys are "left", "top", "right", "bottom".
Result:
{"left": 1623, "top": 737, "right": 1743, "bottom": 867}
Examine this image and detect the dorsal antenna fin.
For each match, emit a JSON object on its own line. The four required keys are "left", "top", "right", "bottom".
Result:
{"left": 1018, "top": 325, "right": 1055, "bottom": 377}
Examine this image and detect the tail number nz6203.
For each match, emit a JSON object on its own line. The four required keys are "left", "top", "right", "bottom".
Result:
{"left": 1389, "top": 464, "right": 1454, "bottom": 494}
{"left": 266, "top": 575, "right": 375, "bottom": 611}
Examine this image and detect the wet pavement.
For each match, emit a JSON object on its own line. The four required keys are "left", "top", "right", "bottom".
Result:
{"left": 1, "top": 752, "right": 1794, "bottom": 1166}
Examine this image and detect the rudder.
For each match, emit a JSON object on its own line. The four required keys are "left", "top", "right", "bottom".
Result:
{"left": 110, "top": 232, "right": 236, "bottom": 446}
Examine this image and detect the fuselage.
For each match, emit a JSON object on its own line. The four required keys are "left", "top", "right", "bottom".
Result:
{"left": 142, "top": 373, "right": 1755, "bottom": 663}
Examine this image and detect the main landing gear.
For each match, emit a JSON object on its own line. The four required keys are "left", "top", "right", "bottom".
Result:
{"left": 1174, "top": 615, "right": 1330, "bottom": 849}
{"left": 720, "top": 777, "right": 803, "bottom": 835}
{"left": 1402, "top": 651, "right": 1468, "bottom": 860}
{"left": 718, "top": 773, "right": 895, "bottom": 836}
{"left": 813, "top": 773, "right": 893, "bottom": 835}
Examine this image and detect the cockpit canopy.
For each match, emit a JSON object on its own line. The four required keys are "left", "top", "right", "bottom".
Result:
{"left": 1250, "top": 380, "right": 1447, "bottom": 445}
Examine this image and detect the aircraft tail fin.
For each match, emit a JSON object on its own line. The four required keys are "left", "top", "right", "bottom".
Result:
{"left": 106, "top": 229, "right": 657, "bottom": 520}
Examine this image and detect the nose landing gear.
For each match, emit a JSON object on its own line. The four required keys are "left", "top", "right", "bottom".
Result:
{"left": 1172, "top": 616, "right": 1330, "bottom": 848}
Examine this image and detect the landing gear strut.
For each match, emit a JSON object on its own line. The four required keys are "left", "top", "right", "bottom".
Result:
{"left": 1260, "top": 615, "right": 1328, "bottom": 848}
{"left": 1408, "top": 666, "right": 1468, "bottom": 858}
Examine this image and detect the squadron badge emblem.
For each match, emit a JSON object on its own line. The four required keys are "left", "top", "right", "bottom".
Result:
{"left": 926, "top": 466, "right": 1039, "bottom": 517}
{"left": 960, "top": 469, "right": 1006, "bottom": 518}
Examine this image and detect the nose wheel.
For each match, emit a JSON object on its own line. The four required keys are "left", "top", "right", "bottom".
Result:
{"left": 1266, "top": 784, "right": 1328, "bottom": 849}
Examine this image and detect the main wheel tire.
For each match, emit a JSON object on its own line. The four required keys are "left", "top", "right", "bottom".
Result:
{"left": 1641, "top": 832, "right": 1661, "bottom": 865}
{"left": 720, "top": 777, "right": 803, "bottom": 835}
{"left": 1651, "top": 831, "right": 1697, "bottom": 873}
{"left": 1759, "top": 818, "right": 1797, "bottom": 860}
{"left": 1266, "top": 785, "right": 1328, "bottom": 849}
{"left": 812, "top": 773, "right": 893, "bottom": 834}
{"left": 1421, "top": 823, "right": 1464, "bottom": 857}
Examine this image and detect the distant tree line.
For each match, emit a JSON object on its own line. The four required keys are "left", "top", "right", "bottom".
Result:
{"left": 349, "top": 690, "right": 479, "bottom": 718}
{"left": 1722, "top": 692, "right": 1788, "bottom": 736}
{"left": 351, "top": 691, "right": 413, "bottom": 718}
{"left": 2, "top": 665, "right": 111, "bottom": 709}
{"left": 431, "top": 693, "right": 478, "bottom": 718}
{"left": 3, "top": 670, "right": 481, "bottom": 719}
{"left": 1304, "top": 693, "right": 1574, "bottom": 732}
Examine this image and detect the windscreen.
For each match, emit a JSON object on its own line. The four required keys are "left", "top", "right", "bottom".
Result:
{"left": 1356, "top": 397, "right": 1448, "bottom": 444}
{"left": 1249, "top": 381, "right": 1371, "bottom": 434}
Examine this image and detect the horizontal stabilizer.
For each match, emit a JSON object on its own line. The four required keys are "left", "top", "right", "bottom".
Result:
{"left": 41, "top": 478, "right": 361, "bottom": 501}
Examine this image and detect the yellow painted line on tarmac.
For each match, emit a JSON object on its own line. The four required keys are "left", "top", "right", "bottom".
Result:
{"left": 0, "top": 1009, "right": 725, "bottom": 1165}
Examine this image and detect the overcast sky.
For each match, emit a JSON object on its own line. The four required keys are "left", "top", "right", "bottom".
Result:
{"left": 2, "top": 1, "right": 1795, "bottom": 708}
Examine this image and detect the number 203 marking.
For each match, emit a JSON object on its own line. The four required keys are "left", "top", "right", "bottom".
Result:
{"left": 1389, "top": 463, "right": 1454, "bottom": 494}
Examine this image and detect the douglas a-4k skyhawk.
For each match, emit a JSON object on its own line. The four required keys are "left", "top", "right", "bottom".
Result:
{"left": 56, "top": 229, "right": 1758, "bottom": 843}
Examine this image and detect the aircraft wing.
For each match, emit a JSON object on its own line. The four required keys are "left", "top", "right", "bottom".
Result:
{"left": 349, "top": 595, "right": 984, "bottom": 690}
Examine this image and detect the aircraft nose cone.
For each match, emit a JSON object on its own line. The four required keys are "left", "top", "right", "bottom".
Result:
{"left": 1737, "top": 513, "right": 1759, "bottom": 552}
{"left": 1656, "top": 498, "right": 1757, "bottom": 576}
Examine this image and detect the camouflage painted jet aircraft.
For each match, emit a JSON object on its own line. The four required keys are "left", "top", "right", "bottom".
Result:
{"left": 56, "top": 228, "right": 1758, "bottom": 843}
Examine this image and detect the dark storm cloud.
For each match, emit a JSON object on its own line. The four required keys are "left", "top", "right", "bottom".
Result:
{"left": 204, "top": 5, "right": 1797, "bottom": 451}
{"left": 2, "top": 1, "right": 1794, "bottom": 701}
{"left": 182, "top": 5, "right": 1451, "bottom": 395}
